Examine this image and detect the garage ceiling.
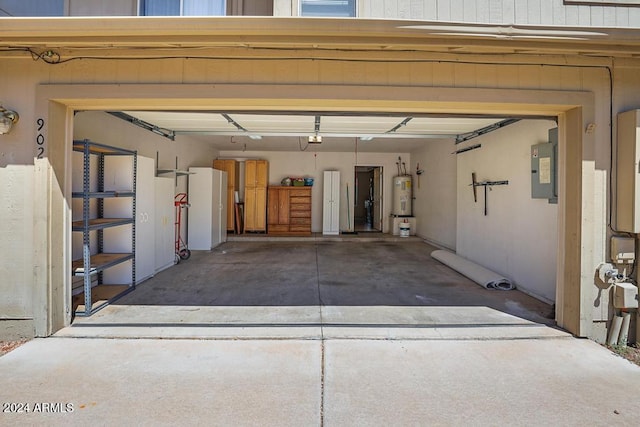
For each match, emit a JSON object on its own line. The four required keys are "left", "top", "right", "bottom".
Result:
{"left": 115, "top": 110, "right": 511, "bottom": 153}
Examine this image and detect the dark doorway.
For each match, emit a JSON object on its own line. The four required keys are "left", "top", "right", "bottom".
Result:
{"left": 354, "top": 166, "right": 382, "bottom": 232}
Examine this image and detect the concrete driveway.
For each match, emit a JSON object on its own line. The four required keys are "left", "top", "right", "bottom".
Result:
{"left": 3, "top": 241, "right": 639, "bottom": 425}
{"left": 2, "top": 336, "right": 640, "bottom": 425}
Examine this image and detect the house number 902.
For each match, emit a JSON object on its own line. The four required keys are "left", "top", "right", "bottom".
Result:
{"left": 36, "top": 118, "right": 45, "bottom": 159}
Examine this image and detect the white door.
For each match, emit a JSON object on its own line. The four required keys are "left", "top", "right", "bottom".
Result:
{"left": 211, "top": 170, "right": 227, "bottom": 247}
{"left": 323, "top": 171, "right": 340, "bottom": 235}
{"left": 135, "top": 156, "right": 156, "bottom": 282}
{"left": 188, "top": 167, "right": 213, "bottom": 250}
{"left": 155, "top": 177, "right": 175, "bottom": 273}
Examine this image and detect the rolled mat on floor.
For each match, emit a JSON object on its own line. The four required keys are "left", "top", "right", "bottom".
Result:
{"left": 430, "top": 250, "right": 516, "bottom": 291}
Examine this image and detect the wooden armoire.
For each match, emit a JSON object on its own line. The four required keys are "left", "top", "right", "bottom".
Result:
{"left": 244, "top": 159, "right": 268, "bottom": 232}
{"left": 268, "top": 186, "right": 312, "bottom": 235}
{"left": 212, "top": 159, "right": 239, "bottom": 232}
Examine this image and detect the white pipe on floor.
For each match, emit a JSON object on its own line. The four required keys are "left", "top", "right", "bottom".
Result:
{"left": 430, "top": 250, "right": 515, "bottom": 290}
{"left": 617, "top": 312, "right": 631, "bottom": 347}
{"left": 607, "top": 314, "right": 623, "bottom": 346}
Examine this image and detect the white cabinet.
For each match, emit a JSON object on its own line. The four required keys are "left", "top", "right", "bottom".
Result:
{"left": 103, "top": 155, "right": 156, "bottom": 284}
{"left": 155, "top": 177, "right": 175, "bottom": 272}
{"left": 188, "top": 167, "right": 228, "bottom": 250}
{"left": 323, "top": 170, "right": 340, "bottom": 235}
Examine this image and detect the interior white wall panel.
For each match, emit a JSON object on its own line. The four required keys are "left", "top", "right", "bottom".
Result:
{"left": 219, "top": 151, "right": 410, "bottom": 233}
{"left": 456, "top": 120, "right": 558, "bottom": 303}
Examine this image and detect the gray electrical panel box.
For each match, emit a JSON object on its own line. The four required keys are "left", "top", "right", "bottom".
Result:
{"left": 531, "top": 128, "right": 558, "bottom": 203}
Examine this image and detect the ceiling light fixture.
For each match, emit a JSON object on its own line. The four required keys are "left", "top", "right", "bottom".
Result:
{"left": 0, "top": 105, "right": 19, "bottom": 134}
{"left": 359, "top": 136, "right": 374, "bottom": 141}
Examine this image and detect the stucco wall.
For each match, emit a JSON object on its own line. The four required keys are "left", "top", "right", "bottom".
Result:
{"left": 218, "top": 150, "right": 410, "bottom": 233}
{"left": 456, "top": 120, "right": 558, "bottom": 303}
{"left": 410, "top": 139, "right": 457, "bottom": 250}
{"left": 409, "top": 120, "right": 558, "bottom": 303}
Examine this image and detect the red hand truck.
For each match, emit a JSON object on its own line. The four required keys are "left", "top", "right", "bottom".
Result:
{"left": 174, "top": 193, "right": 191, "bottom": 263}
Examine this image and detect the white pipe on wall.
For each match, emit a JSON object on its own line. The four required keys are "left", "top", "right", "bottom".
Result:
{"left": 618, "top": 312, "right": 631, "bottom": 347}
{"left": 607, "top": 314, "right": 623, "bottom": 346}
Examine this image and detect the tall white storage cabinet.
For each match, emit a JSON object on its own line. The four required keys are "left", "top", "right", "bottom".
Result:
{"left": 323, "top": 170, "right": 340, "bottom": 235}
{"left": 155, "top": 177, "right": 175, "bottom": 272}
{"left": 188, "top": 167, "right": 228, "bottom": 250}
{"left": 103, "top": 155, "right": 156, "bottom": 284}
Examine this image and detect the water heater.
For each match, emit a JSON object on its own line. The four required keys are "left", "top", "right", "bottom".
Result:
{"left": 392, "top": 175, "right": 412, "bottom": 216}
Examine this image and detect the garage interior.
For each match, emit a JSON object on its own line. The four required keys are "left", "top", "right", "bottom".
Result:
{"left": 67, "top": 106, "right": 559, "bottom": 335}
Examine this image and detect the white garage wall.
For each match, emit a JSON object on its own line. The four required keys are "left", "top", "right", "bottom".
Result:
{"left": 73, "top": 111, "right": 220, "bottom": 256}
{"left": 410, "top": 139, "right": 457, "bottom": 250}
{"left": 218, "top": 149, "right": 411, "bottom": 233}
{"left": 456, "top": 120, "right": 558, "bottom": 303}
{"left": 73, "top": 111, "right": 220, "bottom": 194}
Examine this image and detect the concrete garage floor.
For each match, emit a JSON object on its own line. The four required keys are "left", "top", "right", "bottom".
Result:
{"left": 60, "top": 241, "right": 560, "bottom": 340}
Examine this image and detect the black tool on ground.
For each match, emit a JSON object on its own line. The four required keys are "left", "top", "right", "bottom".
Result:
{"left": 471, "top": 172, "right": 509, "bottom": 216}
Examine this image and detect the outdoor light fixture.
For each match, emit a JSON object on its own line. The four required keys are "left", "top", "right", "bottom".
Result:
{"left": 0, "top": 105, "right": 19, "bottom": 134}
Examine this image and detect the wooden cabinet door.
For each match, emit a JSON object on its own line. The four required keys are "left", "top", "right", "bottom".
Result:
{"left": 255, "top": 187, "right": 267, "bottom": 231}
{"left": 214, "top": 159, "right": 238, "bottom": 231}
{"left": 245, "top": 160, "right": 257, "bottom": 187}
{"left": 227, "top": 160, "right": 235, "bottom": 187}
{"left": 244, "top": 188, "right": 256, "bottom": 231}
{"left": 212, "top": 159, "right": 224, "bottom": 171}
{"left": 244, "top": 160, "right": 267, "bottom": 232}
{"left": 256, "top": 160, "right": 268, "bottom": 187}
{"left": 225, "top": 190, "right": 235, "bottom": 231}
{"left": 278, "top": 189, "right": 290, "bottom": 225}
{"left": 268, "top": 187, "right": 279, "bottom": 226}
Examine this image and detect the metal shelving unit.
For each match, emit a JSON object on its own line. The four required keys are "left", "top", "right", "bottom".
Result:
{"left": 72, "top": 139, "right": 137, "bottom": 316}
{"left": 156, "top": 153, "right": 193, "bottom": 184}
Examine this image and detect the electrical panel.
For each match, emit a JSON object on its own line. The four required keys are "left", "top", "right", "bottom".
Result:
{"left": 616, "top": 109, "right": 640, "bottom": 233}
{"left": 531, "top": 128, "right": 558, "bottom": 203}
{"left": 610, "top": 236, "right": 635, "bottom": 265}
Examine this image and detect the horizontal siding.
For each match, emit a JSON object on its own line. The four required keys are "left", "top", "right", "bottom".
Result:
{"left": 348, "top": 0, "right": 640, "bottom": 27}
{"left": 13, "top": 0, "right": 631, "bottom": 26}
